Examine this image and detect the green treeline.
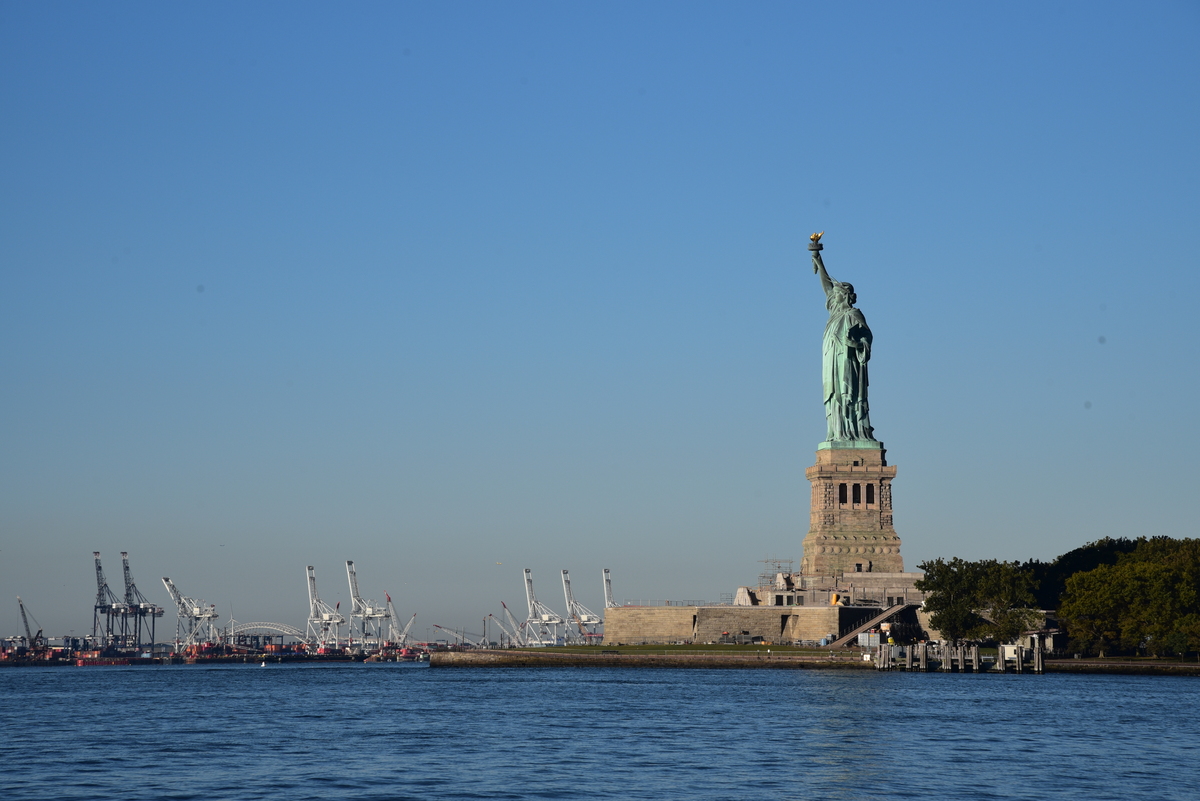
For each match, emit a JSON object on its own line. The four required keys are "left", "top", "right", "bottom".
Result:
{"left": 916, "top": 537, "right": 1200, "bottom": 656}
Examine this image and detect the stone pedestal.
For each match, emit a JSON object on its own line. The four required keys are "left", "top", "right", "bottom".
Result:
{"left": 800, "top": 441, "right": 903, "bottom": 576}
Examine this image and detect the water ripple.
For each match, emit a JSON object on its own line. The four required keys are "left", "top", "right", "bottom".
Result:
{"left": 2, "top": 664, "right": 1198, "bottom": 800}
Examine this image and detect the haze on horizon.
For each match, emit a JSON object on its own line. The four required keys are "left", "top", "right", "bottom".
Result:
{"left": 2, "top": 3, "right": 1198, "bottom": 638}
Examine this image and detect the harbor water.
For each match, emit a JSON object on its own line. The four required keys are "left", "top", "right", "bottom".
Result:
{"left": 2, "top": 663, "right": 1197, "bottom": 800}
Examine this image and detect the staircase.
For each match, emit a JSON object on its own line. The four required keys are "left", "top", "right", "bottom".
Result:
{"left": 825, "top": 603, "right": 913, "bottom": 648}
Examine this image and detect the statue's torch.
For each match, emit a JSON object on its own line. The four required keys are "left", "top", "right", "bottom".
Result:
{"left": 809, "top": 231, "right": 824, "bottom": 272}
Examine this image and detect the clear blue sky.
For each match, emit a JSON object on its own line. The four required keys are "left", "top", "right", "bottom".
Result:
{"left": 3, "top": 3, "right": 1198, "bottom": 637}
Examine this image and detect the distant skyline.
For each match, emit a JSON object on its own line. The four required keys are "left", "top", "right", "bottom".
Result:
{"left": 3, "top": 3, "right": 1199, "bottom": 637}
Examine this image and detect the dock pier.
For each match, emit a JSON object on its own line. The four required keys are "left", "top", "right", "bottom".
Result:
{"left": 874, "top": 640, "right": 1042, "bottom": 674}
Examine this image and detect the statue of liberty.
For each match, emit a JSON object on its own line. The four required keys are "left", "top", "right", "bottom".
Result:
{"left": 809, "top": 233, "right": 875, "bottom": 443}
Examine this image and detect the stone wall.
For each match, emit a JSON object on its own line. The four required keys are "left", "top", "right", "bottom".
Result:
{"left": 604, "top": 605, "right": 870, "bottom": 645}
{"left": 602, "top": 606, "right": 696, "bottom": 644}
{"left": 693, "top": 606, "right": 845, "bottom": 644}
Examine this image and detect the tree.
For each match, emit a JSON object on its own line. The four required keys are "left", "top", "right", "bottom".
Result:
{"left": 974, "top": 560, "right": 1042, "bottom": 643}
{"left": 1059, "top": 538, "right": 1200, "bottom": 657}
{"left": 916, "top": 558, "right": 1040, "bottom": 644}
{"left": 915, "top": 558, "right": 986, "bottom": 643}
{"left": 1058, "top": 564, "right": 1122, "bottom": 655}
{"left": 1023, "top": 537, "right": 1138, "bottom": 610}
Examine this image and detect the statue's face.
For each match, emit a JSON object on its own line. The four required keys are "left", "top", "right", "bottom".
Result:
{"left": 842, "top": 283, "right": 856, "bottom": 305}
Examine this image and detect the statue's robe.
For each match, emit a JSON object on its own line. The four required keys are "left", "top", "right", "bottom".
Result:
{"left": 822, "top": 293, "right": 874, "bottom": 442}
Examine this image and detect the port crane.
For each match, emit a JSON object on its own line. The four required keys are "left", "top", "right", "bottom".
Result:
{"left": 92, "top": 552, "right": 124, "bottom": 647}
{"left": 432, "top": 624, "right": 471, "bottom": 646}
{"left": 385, "top": 595, "right": 416, "bottom": 647}
{"left": 522, "top": 568, "right": 563, "bottom": 646}
{"left": 433, "top": 622, "right": 489, "bottom": 648}
{"left": 431, "top": 624, "right": 461, "bottom": 644}
{"left": 603, "top": 568, "right": 617, "bottom": 609}
{"left": 17, "top": 596, "right": 46, "bottom": 651}
{"left": 345, "top": 561, "right": 389, "bottom": 650}
{"left": 119, "top": 552, "right": 164, "bottom": 650}
{"left": 305, "top": 565, "right": 345, "bottom": 648}
{"left": 561, "top": 570, "right": 602, "bottom": 643}
{"left": 497, "top": 601, "right": 526, "bottom": 647}
{"left": 161, "top": 577, "right": 221, "bottom": 651}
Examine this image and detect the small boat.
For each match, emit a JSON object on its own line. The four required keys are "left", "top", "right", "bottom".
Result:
{"left": 260, "top": 661, "right": 266, "bottom": 667}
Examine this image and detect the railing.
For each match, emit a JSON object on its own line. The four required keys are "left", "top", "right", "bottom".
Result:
{"left": 838, "top": 610, "right": 882, "bottom": 638}
{"left": 621, "top": 599, "right": 726, "bottom": 607}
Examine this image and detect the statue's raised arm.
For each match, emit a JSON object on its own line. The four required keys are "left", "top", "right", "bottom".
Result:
{"left": 810, "top": 231, "right": 837, "bottom": 293}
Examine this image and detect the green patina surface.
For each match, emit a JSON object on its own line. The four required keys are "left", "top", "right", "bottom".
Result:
{"left": 812, "top": 243, "right": 876, "bottom": 445}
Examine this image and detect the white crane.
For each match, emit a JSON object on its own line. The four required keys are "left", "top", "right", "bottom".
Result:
{"left": 522, "top": 568, "right": 563, "bottom": 646}
{"left": 161, "top": 577, "right": 221, "bottom": 651}
{"left": 345, "top": 560, "right": 389, "bottom": 651}
{"left": 431, "top": 624, "right": 464, "bottom": 645}
{"left": 490, "top": 604, "right": 522, "bottom": 647}
{"left": 477, "top": 613, "right": 513, "bottom": 647}
{"left": 305, "top": 565, "right": 345, "bottom": 648}
{"left": 561, "top": 570, "right": 602, "bottom": 643}
{"left": 385, "top": 595, "right": 417, "bottom": 647}
{"left": 498, "top": 601, "right": 526, "bottom": 647}
{"left": 433, "top": 622, "right": 490, "bottom": 648}
{"left": 603, "top": 568, "right": 617, "bottom": 609}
